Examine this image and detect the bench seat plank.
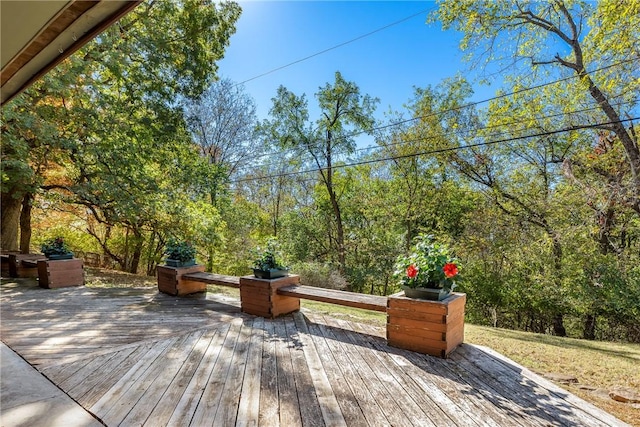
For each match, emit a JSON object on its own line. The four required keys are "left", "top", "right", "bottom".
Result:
{"left": 182, "top": 272, "right": 240, "bottom": 288}
{"left": 277, "top": 285, "right": 387, "bottom": 312}
{"left": 21, "top": 260, "right": 40, "bottom": 268}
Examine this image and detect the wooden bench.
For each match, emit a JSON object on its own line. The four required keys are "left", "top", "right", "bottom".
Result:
{"left": 157, "top": 266, "right": 239, "bottom": 296}
{"left": 277, "top": 285, "right": 387, "bottom": 312}
{"left": 182, "top": 272, "right": 239, "bottom": 288}
{"left": 180, "top": 272, "right": 387, "bottom": 312}
{"left": 155, "top": 268, "right": 466, "bottom": 358}
{"left": 21, "top": 259, "right": 39, "bottom": 268}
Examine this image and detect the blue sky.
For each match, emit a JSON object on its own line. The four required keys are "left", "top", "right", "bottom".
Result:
{"left": 217, "top": 1, "right": 496, "bottom": 127}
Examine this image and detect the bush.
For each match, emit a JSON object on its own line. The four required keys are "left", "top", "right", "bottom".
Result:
{"left": 293, "top": 262, "right": 347, "bottom": 290}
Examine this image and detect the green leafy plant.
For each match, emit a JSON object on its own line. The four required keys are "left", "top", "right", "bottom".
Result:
{"left": 393, "top": 234, "right": 459, "bottom": 291}
{"left": 164, "top": 238, "right": 196, "bottom": 262}
{"left": 252, "top": 238, "right": 287, "bottom": 271}
{"left": 40, "top": 236, "right": 72, "bottom": 256}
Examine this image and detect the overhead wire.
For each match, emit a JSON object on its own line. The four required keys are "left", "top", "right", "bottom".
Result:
{"left": 231, "top": 96, "right": 636, "bottom": 178}
{"left": 231, "top": 117, "right": 639, "bottom": 184}
{"left": 355, "top": 100, "right": 637, "bottom": 156}
{"left": 235, "top": 6, "right": 436, "bottom": 86}
{"left": 230, "top": 56, "right": 639, "bottom": 171}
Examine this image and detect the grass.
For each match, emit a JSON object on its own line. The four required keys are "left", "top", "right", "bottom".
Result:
{"left": 465, "top": 325, "right": 640, "bottom": 426}
{"left": 84, "top": 268, "right": 640, "bottom": 425}
{"left": 85, "top": 267, "right": 157, "bottom": 288}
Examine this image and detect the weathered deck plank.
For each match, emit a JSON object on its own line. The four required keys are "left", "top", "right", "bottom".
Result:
{"left": 166, "top": 324, "right": 230, "bottom": 426}
{"left": 314, "top": 320, "right": 394, "bottom": 427}
{"left": 306, "top": 321, "right": 369, "bottom": 427}
{"left": 236, "top": 317, "right": 264, "bottom": 427}
{"left": 259, "top": 319, "right": 280, "bottom": 427}
{"left": 292, "top": 313, "right": 347, "bottom": 427}
{"left": 352, "top": 321, "right": 518, "bottom": 427}
{"left": 284, "top": 315, "right": 325, "bottom": 427}
{"left": 274, "top": 315, "right": 303, "bottom": 427}
{"left": 0, "top": 279, "right": 630, "bottom": 427}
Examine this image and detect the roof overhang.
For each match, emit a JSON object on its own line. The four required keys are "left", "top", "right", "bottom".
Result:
{"left": 1, "top": 0, "right": 141, "bottom": 106}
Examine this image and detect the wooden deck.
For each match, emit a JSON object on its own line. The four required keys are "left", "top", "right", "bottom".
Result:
{"left": 0, "top": 278, "right": 628, "bottom": 427}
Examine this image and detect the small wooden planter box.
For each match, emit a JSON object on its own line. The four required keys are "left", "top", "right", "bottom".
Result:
{"left": 239, "top": 275, "right": 301, "bottom": 318}
{"left": 157, "top": 264, "right": 206, "bottom": 296}
{"left": 37, "top": 258, "right": 84, "bottom": 288}
{"left": 387, "top": 292, "right": 466, "bottom": 358}
{"left": 9, "top": 254, "right": 46, "bottom": 278}
{"left": 1, "top": 254, "right": 13, "bottom": 276}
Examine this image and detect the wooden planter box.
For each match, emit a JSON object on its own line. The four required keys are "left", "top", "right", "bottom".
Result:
{"left": 387, "top": 292, "right": 466, "bottom": 358}
{"left": 9, "top": 254, "right": 46, "bottom": 278}
{"left": 1, "top": 254, "right": 14, "bottom": 276}
{"left": 37, "top": 258, "right": 84, "bottom": 288}
{"left": 239, "top": 275, "right": 300, "bottom": 318}
{"left": 157, "top": 264, "right": 206, "bottom": 296}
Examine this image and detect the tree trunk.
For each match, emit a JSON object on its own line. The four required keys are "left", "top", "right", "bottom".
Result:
{"left": 1, "top": 191, "right": 21, "bottom": 251}
{"left": 552, "top": 313, "right": 567, "bottom": 337}
{"left": 128, "top": 228, "right": 143, "bottom": 274}
{"left": 19, "top": 193, "right": 34, "bottom": 254}
{"left": 323, "top": 149, "right": 346, "bottom": 273}
{"left": 329, "top": 187, "right": 346, "bottom": 273}
{"left": 583, "top": 314, "right": 596, "bottom": 340}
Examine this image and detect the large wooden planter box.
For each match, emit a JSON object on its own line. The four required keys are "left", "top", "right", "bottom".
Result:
{"left": 157, "top": 264, "right": 206, "bottom": 296}
{"left": 239, "top": 275, "right": 300, "bottom": 318}
{"left": 387, "top": 292, "right": 466, "bottom": 358}
{"left": 37, "top": 258, "right": 84, "bottom": 288}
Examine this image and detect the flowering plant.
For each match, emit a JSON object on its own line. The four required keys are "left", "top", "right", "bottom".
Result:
{"left": 40, "top": 236, "right": 72, "bottom": 256}
{"left": 393, "top": 234, "right": 459, "bottom": 291}
{"left": 164, "top": 238, "right": 196, "bottom": 262}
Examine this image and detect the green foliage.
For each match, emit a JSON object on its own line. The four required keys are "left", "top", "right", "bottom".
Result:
{"left": 164, "top": 238, "right": 196, "bottom": 262}
{"left": 1, "top": 0, "right": 240, "bottom": 270}
{"left": 40, "top": 236, "right": 72, "bottom": 256}
{"left": 292, "top": 262, "right": 347, "bottom": 290}
{"left": 252, "top": 237, "right": 287, "bottom": 271}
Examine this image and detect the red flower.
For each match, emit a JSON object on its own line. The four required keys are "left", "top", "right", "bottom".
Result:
{"left": 443, "top": 263, "right": 458, "bottom": 278}
{"left": 406, "top": 264, "right": 418, "bottom": 279}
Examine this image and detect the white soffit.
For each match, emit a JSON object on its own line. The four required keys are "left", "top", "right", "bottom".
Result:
{"left": 1, "top": 0, "right": 141, "bottom": 105}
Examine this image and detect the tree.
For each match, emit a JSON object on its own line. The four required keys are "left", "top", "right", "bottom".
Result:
{"left": 185, "top": 78, "right": 259, "bottom": 204}
{"left": 433, "top": 0, "right": 640, "bottom": 214}
{"left": 433, "top": 0, "right": 640, "bottom": 337}
{"left": 1, "top": 0, "right": 241, "bottom": 260}
{"left": 260, "top": 71, "right": 378, "bottom": 272}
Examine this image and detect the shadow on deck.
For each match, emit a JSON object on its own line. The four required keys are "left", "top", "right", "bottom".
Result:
{"left": 0, "top": 278, "right": 628, "bottom": 426}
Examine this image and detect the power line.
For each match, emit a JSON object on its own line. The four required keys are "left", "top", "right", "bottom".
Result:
{"left": 232, "top": 97, "right": 636, "bottom": 176}
{"left": 355, "top": 100, "right": 636, "bottom": 156}
{"left": 231, "top": 117, "right": 638, "bottom": 184}
{"left": 236, "top": 7, "right": 435, "bottom": 86}
{"left": 231, "top": 57, "right": 639, "bottom": 168}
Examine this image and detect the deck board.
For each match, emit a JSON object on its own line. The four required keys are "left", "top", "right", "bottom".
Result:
{"left": 0, "top": 278, "right": 630, "bottom": 427}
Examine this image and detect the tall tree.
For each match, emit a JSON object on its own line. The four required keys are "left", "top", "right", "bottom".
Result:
{"left": 433, "top": 0, "right": 640, "bottom": 336}
{"left": 433, "top": 0, "right": 640, "bottom": 214}
{"left": 260, "top": 71, "right": 378, "bottom": 272}
{"left": 185, "top": 78, "right": 259, "bottom": 204}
